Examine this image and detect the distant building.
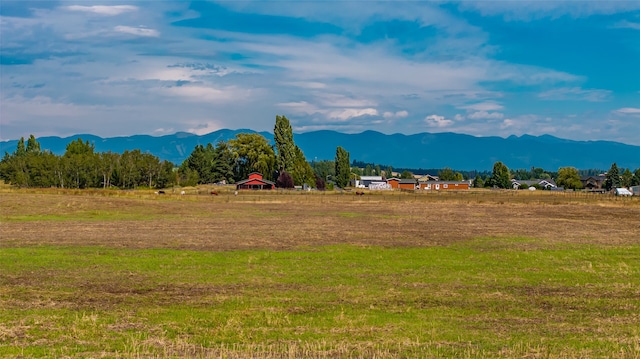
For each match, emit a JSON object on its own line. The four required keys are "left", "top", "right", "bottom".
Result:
{"left": 511, "top": 179, "right": 557, "bottom": 190}
{"left": 615, "top": 188, "right": 633, "bottom": 196}
{"left": 236, "top": 172, "right": 275, "bottom": 190}
{"left": 581, "top": 175, "right": 606, "bottom": 191}
{"left": 419, "top": 180, "right": 471, "bottom": 191}
{"left": 355, "top": 176, "right": 384, "bottom": 188}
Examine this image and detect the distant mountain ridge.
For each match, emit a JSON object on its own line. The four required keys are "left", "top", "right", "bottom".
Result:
{"left": 2, "top": 130, "right": 639, "bottom": 171}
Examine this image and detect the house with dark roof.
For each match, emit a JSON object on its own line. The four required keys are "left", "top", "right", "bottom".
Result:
{"left": 236, "top": 172, "right": 275, "bottom": 190}
{"left": 580, "top": 175, "right": 606, "bottom": 191}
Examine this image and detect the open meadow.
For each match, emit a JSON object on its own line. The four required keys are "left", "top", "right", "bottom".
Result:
{"left": 1, "top": 188, "right": 639, "bottom": 358}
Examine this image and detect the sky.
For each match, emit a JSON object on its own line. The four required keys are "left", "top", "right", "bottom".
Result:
{"left": 1, "top": 1, "right": 639, "bottom": 145}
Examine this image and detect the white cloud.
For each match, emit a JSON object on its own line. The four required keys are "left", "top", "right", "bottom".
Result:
{"left": 64, "top": 5, "right": 138, "bottom": 16}
{"left": 538, "top": 87, "right": 611, "bottom": 102}
{"left": 613, "top": 20, "right": 640, "bottom": 30}
{"left": 460, "top": 101, "right": 504, "bottom": 112}
{"left": 613, "top": 107, "right": 640, "bottom": 115}
{"left": 114, "top": 25, "right": 160, "bottom": 37}
{"left": 284, "top": 81, "right": 327, "bottom": 89}
{"left": 152, "top": 127, "right": 176, "bottom": 135}
{"left": 424, "top": 114, "right": 453, "bottom": 128}
{"left": 158, "top": 85, "right": 236, "bottom": 102}
{"left": 184, "top": 120, "right": 224, "bottom": 135}
{"left": 457, "top": 1, "right": 640, "bottom": 21}
{"left": 383, "top": 110, "right": 409, "bottom": 119}
{"left": 467, "top": 111, "right": 505, "bottom": 120}
{"left": 328, "top": 108, "right": 378, "bottom": 121}
{"left": 500, "top": 119, "right": 516, "bottom": 129}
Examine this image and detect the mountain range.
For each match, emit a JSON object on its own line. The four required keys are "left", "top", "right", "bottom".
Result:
{"left": 2, "top": 130, "right": 639, "bottom": 171}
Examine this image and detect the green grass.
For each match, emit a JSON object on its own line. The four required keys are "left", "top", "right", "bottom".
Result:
{"left": 2, "top": 239, "right": 640, "bottom": 357}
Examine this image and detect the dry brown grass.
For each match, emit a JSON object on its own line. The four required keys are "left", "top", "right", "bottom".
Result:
{"left": 1, "top": 188, "right": 639, "bottom": 250}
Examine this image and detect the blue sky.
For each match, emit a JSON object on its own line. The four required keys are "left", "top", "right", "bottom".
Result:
{"left": 1, "top": 1, "right": 639, "bottom": 145}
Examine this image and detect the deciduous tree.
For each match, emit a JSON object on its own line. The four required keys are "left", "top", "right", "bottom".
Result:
{"left": 274, "top": 115, "right": 295, "bottom": 172}
{"left": 621, "top": 168, "right": 633, "bottom": 188}
{"left": 229, "top": 133, "right": 276, "bottom": 181}
{"left": 556, "top": 167, "right": 583, "bottom": 190}
{"left": 334, "top": 146, "right": 350, "bottom": 188}
{"left": 490, "top": 161, "right": 511, "bottom": 189}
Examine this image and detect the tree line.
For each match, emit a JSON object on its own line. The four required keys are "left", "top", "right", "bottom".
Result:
{"left": 2, "top": 117, "right": 639, "bottom": 191}
{"left": 0, "top": 116, "right": 351, "bottom": 190}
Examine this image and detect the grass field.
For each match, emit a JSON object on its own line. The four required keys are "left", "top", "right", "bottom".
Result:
{"left": 1, "top": 188, "right": 639, "bottom": 358}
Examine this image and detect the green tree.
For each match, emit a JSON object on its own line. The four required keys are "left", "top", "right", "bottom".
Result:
{"left": 439, "top": 168, "right": 464, "bottom": 181}
{"left": 62, "top": 138, "right": 98, "bottom": 189}
{"left": 114, "top": 149, "right": 145, "bottom": 189}
{"left": 140, "top": 153, "right": 162, "bottom": 188}
{"left": 384, "top": 166, "right": 393, "bottom": 179}
{"left": 311, "top": 160, "right": 335, "bottom": 182}
{"left": 98, "top": 152, "right": 119, "bottom": 189}
{"left": 621, "top": 168, "right": 633, "bottom": 188}
{"left": 0, "top": 137, "right": 29, "bottom": 187}
{"left": 181, "top": 144, "right": 215, "bottom": 184}
{"left": 334, "top": 146, "right": 350, "bottom": 188}
{"left": 229, "top": 133, "right": 276, "bottom": 181}
{"left": 473, "top": 176, "right": 484, "bottom": 188}
{"left": 26, "top": 135, "right": 41, "bottom": 154}
{"left": 274, "top": 115, "right": 296, "bottom": 172}
{"left": 156, "top": 161, "right": 177, "bottom": 189}
{"left": 291, "top": 146, "right": 315, "bottom": 186}
{"left": 400, "top": 170, "right": 414, "bottom": 179}
{"left": 490, "top": 161, "right": 511, "bottom": 189}
{"left": 604, "top": 162, "right": 620, "bottom": 190}
{"left": 15, "top": 137, "right": 26, "bottom": 157}
{"left": 631, "top": 168, "right": 640, "bottom": 186}
{"left": 211, "top": 141, "right": 235, "bottom": 184}
{"left": 556, "top": 167, "right": 583, "bottom": 190}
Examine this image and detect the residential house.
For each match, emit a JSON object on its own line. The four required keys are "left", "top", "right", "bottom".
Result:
{"left": 356, "top": 176, "right": 384, "bottom": 188}
{"left": 236, "top": 172, "right": 275, "bottom": 190}
{"left": 511, "top": 179, "right": 557, "bottom": 190}
{"left": 580, "top": 175, "right": 606, "bottom": 192}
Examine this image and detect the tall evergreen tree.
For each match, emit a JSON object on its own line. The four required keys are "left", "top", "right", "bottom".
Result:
{"left": 274, "top": 115, "right": 296, "bottom": 173}
{"left": 211, "top": 141, "right": 235, "bottom": 184}
{"left": 604, "top": 162, "right": 620, "bottom": 190}
{"left": 334, "top": 146, "right": 350, "bottom": 188}
{"left": 15, "top": 137, "right": 26, "bottom": 157}
{"left": 26, "top": 135, "right": 41, "bottom": 154}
